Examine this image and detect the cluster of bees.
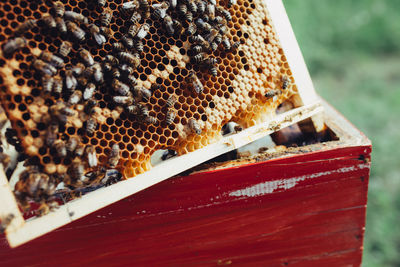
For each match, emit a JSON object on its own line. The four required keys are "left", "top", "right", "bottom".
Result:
{"left": 0, "top": 0, "right": 241, "bottom": 216}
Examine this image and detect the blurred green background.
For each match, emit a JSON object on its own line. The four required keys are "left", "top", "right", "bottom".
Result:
{"left": 283, "top": 0, "right": 400, "bottom": 266}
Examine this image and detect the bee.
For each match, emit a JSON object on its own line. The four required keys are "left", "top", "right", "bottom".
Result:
{"left": 118, "top": 52, "right": 140, "bottom": 68}
{"left": 15, "top": 19, "right": 37, "bottom": 35}
{"left": 72, "top": 63, "right": 85, "bottom": 76}
{"left": 185, "top": 11, "right": 193, "bottom": 22}
{"left": 111, "top": 68, "right": 121, "bottom": 79}
{"left": 186, "top": 71, "right": 203, "bottom": 94}
{"left": 122, "top": 0, "right": 139, "bottom": 10}
{"left": 203, "top": 57, "right": 217, "bottom": 66}
{"left": 83, "top": 83, "right": 96, "bottom": 100}
{"left": 221, "top": 36, "right": 231, "bottom": 51}
{"left": 134, "top": 39, "right": 144, "bottom": 53}
{"left": 196, "top": 18, "right": 212, "bottom": 33}
{"left": 52, "top": 75, "right": 63, "bottom": 94}
{"left": 102, "top": 169, "right": 122, "bottom": 186}
{"left": 185, "top": 22, "right": 197, "bottom": 36}
{"left": 196, "top": 0, "right": 206, "bottom": 13}
{"left": 218, "top": 24, "right": 228, "bottom": 35}
{"left": 39, "top": 51, "right": 64, "bottom": 68}
{"left": 65, "top": 11, "right": 89, "bottom": 24}
{"left": 172, "top": 19, "right": 183, "bottom": 35}
{"left": 113, "top": 96, "right": 134, "bottom": 106}
{"left": 227, "top": 0, "right": 237, "bottom": 7}
{"left": 85, "top": 167, "right": 107, "bottom": 185}
{"left": 84, "top": 99, "right": 97, "bottom": 115}
{"left": 133, "top": 86, "right": 152, "bottom": 102}
{"left": 163, "top": 15, "right": 175, "bottom": 36}
{"left": 190, "top": 34, "right": 209, "bottom": 50}
{"left": 0, "top": 152, "right": 11, "bottom": 170}
{"left": 209, "top": 65, "right": 217, "bottom": 76}
{"left": 0, "top": 214, "right": 15, "bottom": 234}
{"left": 206, "top": 3, "right": 215, "bottom": 20}
{"left": 53, "top": 1, "right": 65, "bottom": 17}
{"left": 178, "top": 4, "right": 187, "bottom": 16}
{"left": 128, "top": 24, "right": 139, "bottom": 38}
{"left": 169, "top": 0, "right": 177, "bottom": 9}
{"left": 108, "top": 144, "right": 120, "bottom": 168}
{"left": 161, "top": 149, "right": 177, "bottom": 160}
{"left": 92, "top": 63, "right": 104, "bottom": 83}
{"left": 153, "top": 2, "right": 169, "bottom": 19}
{"left": 166, "top": 95, "right": 177, "bottom": 107}
{"left": 205, "top": 28, "right": 218, "bottom": 43}
{"left": 281, "top": 75, "right": 291, "bottom": 90}
{"left": 85, "top": 117, "right": 97, "bottom": 135}
{"left": 42, "top": 75, "right": 54, "bottom": 94}
{"left": 136, "top": 23, "right": 150, "bottom": 39}
{"left": 144, "top": 115, "right": 157, "bottom": 125}
{"left": 210, "top": 41, "right": 218, "bottom": 52}
{"left": 55, "top": 17, "right": 67, "bottom": 34}
{"left": 212, "top": 16, "right": 223, "bottom": 24}
{"left": 54, "top": 140, "right": 67, "bottom": 157}
{"left": 66, "top": 137, "right": 79, "bottom": 154}
{"left": 121, "top": 35, "right": 134, "bottom": 49}
{"left": 98, "top": 0, "right": 107, "bottom": 7}
{"left": 89, "top": 24, "right": 106, "bottom": 46}
{"left": 264, "top": 89, "right": 281, "bottom": 99}
{"left": 188, "top": 0, "right": 197, "bottom": 13}
{"left": 65, "top": 69, "right": 78, "bottom": 91}
{"left": 120, "top": 64, "right": 134, "bottom": 75}
{"left": 138, "top": 102, "right": 149, "bottom": 116}
{"left": 85, "top": 145, "right": 98, "bottom": 168}
{"left": 66, "top": 21, "right": 85, "bottom": 41}
{"left": 231, "top": 40, "right": 240, "bottom": 51}
{"left": 68, "top": 90, "right": 82, "bottom": 105}
{"left": 188, "top": 118, "right": 202, "bottom": 134}
{"left": 33, "top": 59, "right": 57, "bottom": 76}
{"left": 3, "top": 37, "right": 27, "bottom": 56}
{"left": 193, "top": 53, "right": 206, "bottom": 64}
{"left": 165, "top": 109, "right": 176, "bottom": 125}
{"left": 46, "top": 125, "right": 58, "bottom": 147}
{"left": 69, "top": 158, "right": 84, "bottom": 180}
{"left": 130, "top": 12, "right": 142, "bottom": 24}
{"left": 126, "top": 104, "right": 140, "bottom": 115}
{"left": 59, "top": 41, "right": 72, "bottom": 57}
{"left": 79, "top": 48, "right": 94, "bottom": 66}
{"left": 216, "top": 6, "right": 231, "bottom": 21}
{"left": 112, "top": 79, "right": 131, "bottom": 96}
{"left": 102, "top": 62, "right": 112, "bottom": 73}
{"left": 100, "top": 26, "right": 113, "bottom": 38}
{"left": 126, "top": 74, "right": 138, "bottom": 86}
{"left": 113, "top": 42, "right": 125, "bottom": 52}
{"left": 42, "top": 14, "right": 56, "bottom": 28}
{"left": 139, "top": 0, "right": 150, "bottom": 18}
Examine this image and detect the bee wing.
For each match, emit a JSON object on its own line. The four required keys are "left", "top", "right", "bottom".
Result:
{"left": 94, "top": 33, "right": 107, "bottom": 46}
{"left": 65, "top": 75, "right": 77, "bottom": 90}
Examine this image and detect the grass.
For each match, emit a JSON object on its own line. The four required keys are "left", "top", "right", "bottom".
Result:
{"left": 283, "top": 0, "right": 400, "bottom": 266}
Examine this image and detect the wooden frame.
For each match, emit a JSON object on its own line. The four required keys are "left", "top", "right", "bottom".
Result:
{"left": 0, "top": 0, "right": 323, "bottom": 247}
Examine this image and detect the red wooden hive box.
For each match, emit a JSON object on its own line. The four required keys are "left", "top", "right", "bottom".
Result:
{"left": 0, "top": 101, "right": 371, "bottom": 266}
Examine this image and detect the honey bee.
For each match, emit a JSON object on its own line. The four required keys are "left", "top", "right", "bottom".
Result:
{"left": 122, "top": 0, "right": 139, "bottom": 10}
{"left": 3, "top": 37, "right": 27, "bottom": 56}
{"left": 126, "top": 74, "right": 138, "bottom": 86}
{"left": 15, "top": 19, "right": 37, "bottom": 35}
{"left": 102, "top": 62, "right": 112, "bottom": 73}
{"left": 65, "top": 69, "right": 78, "bottom": 91}
{"left": 188, "top": 0, "right": 197, "bottom": 13}
{"left": 53, "top": 75, "right": 63, "bottom": 94}
{"left": 42, "top": 14, "right": 56, "bottom": 28}
{"left": 133, "top": 86, "right": 152, "bottom": 102}
{"left": 153, "top": 2, "right": 169, "bottom": 19}
{"left": 108, "top": 143, "right": 120, "bottom": 168}
{"left": 189, "top": 118, "right": 201, "bottom": 134}
{"left": 190, "top": 34, "right": 209, "bottom": 50}
{"left": 55, "top": 17, "right": 67, "bottom": 34}
{"left": 231, "top": 40, "right": 240, "bottom": 51}
{"left": 113, "top": 96, "right": 134, "bottom": 106}
{"left": 69, "top": 158, "right": 84, "bottom": 180}
{"left": 83, "top": 83, "right": 96, "bottom": 100}
{"left": 65, "top": 11, "right": 89, "bottom": 24}
{"left": 113, "top": 42, "right": 125, "bottom": 52}
{"left": 212, "top": 16, "right": 223, "bottom": 24}
{"left": 169, "top": 0, "right": 177, "bottom": 8}
{"left": 221, "top": 36, "right": 231, "bottom": 51}
{"left": 79, "top": 48, "right": 94, "bottom": 66}
{"left": 139, "top": 0, "right": 150, "bottom": 18}
{"left": 85, "top": 117, "right": 97, "bottom": 135}
{"left": 196, "top": 18, "right": 212, "bottom": 33}
{"left": 172, "top": 19, "right": 183, "bottom": 35}
{"left": 33, "top": 59, "right": 57, "bottom": 76}
{"left": 89, "top": 24, "right": 106, "bottom": 46}
{"left": 118, "top": 52, "right": 140, "bottom": 68}
{"left": 264, "top": 89, "right": 281, "bottom": 99}
{"left": 178, "top": 3, "right": 188, "bottom": 17}
{"left": 122, "top": 35, "right": 134, "bottom": 49}
{"left": 161, "top": 149, "right": 177, "bottom": 160}
{"left": 0, "top": 213, "right": 15, "bottom": 234}
{"left": 206, "top": 3, "right": 215, "bottom": 20}
{"left": 193, "top": 53, "right": 206, "bottom": 63}
{"left": 165, "top": 109, "right": 176, "bottom": 125}
{"left": 66, "top": 137, "right": 79, "bottom": 153}
{"left": 205, "top": 28, "right": 218, "bottom": 43}
{"left": 216, "top": 6, "right": 231, "bottom": 21}
{"left": 111, "top": 68, "right": 121, "bottom": 79}
{"left": 130, "top": 12, "right": 142, "bottom": 24}
{"left": 218, "top": 24, "right": 228, "bottom": 35}
{"left": 59, "top": 41, "right": 72, "bottom": 57}
{"left": 112, "top": 79, "right": 131, "bottom": 96}
{"left": 134, "top": 39, "right": 144, "bottom": 53}
{"left": 128, "top": 24, "right": 139, "bottom": 38}
{"left": 75, "top": 144, "right": 85, "bottom": 158}
{"left": 103, "top": 169, "right": 122, "bottom": 186}
{"left": 185, "top": 11, "right": 193, "bottom": 22}
{"left": 0, "top": 152, "right": 11, "bottom": 170}
{"left": 39, "top": 51, "right": 64, "bottom": 68}
{"left": 126, "top": 104, "right": 140, "bottom": 115}
{"left": 281, "top": 75, "right": 291, "bottom": 90}
{"left": 196, "top": 0, "right": 206, "bottom": 13}
{"left": 138, "top": 102, "right": 149, "bottom": 116}
{"left": 144, "top": 115, "right": 157, "bottom": 125}
{"left": 66, "top": 21, "right": 85, "bottom": 41}
{"left": 92, "top": 63, "right": 104, "bottom": 83}
{"left": 186, "top": 71, "right": 203, "bottom": 94}
{"left": 203, "top": 57, "right": 217, "bottom": 66}
{"left": 42, "top": 75, "right": 54, "bottom": 94}
{"left": 209, "top": 65, "right": 217, "bottom": 76}
{"left": 85, "top": 145, "right": 98, "bottom": 168}
{"left": 136, "top": 23, "right": 150, "bottom": 39}
{"left": 185, "top": 22, "right": 197, "bottom": 36}
{"left": 100, "top": 8, "right": 113, "bottom": 26}
{"left": 68, "top": 90, "right": 82, "bottom": 105}
{"left": 98, "top": 0, "right": 107, "bottom": 7}
{"left": 163, "top": 15, "right": 175, "bottom": 36}
{"left": 100, "top": 26, "right": 113, "bottom": 38}
{"left": 72, "top": 62, "right": 85, "bottom": 76}
{"left": 166, "top": 95, "right": 177, "bottom": 107}
{"left": 54, "top": 139, "right": 67, "bottom": 157}
{"left": 84, "top": 99, "right": 97, "bottom": 115}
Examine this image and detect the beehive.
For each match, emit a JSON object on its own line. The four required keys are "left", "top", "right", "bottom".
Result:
{"left": 0, "top": 0, "right": 300, "bottom": 208}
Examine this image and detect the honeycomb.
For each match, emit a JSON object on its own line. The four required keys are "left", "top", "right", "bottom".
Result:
{"left": 0, "top": 0, "right": 298, "bottom": 209}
